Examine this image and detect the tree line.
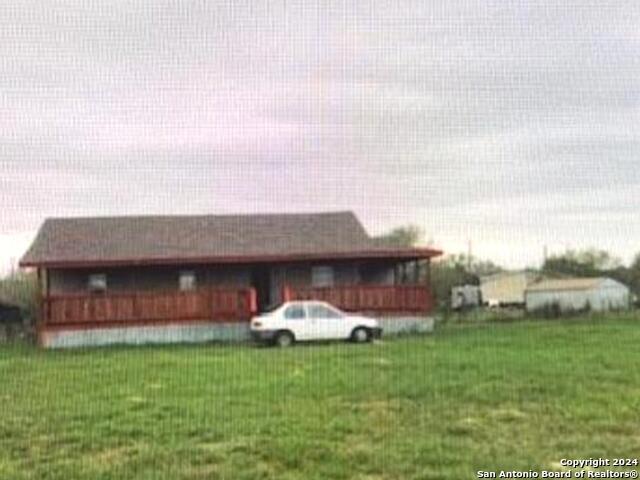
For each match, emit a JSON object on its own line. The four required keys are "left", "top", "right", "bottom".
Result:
{"left": 375, "top": 225, "right": 640, "bottom": 307}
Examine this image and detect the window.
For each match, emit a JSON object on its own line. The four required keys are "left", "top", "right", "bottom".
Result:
{"left": 87, "top": 274, "right": 107, "bottom": 292}
{"left": 179, "top": 271, "right": 197, "bottom": 291}
{"left": 311, "top": 266, "right": 334, "bottom": 287}
{"left": 308, "top": 303, "right": 343, "bottom": 319}
{"left": 284, "top": 304, "right": 306, "bottom": 320}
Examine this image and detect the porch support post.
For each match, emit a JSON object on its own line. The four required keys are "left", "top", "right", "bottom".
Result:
{"left": 36, "top": 268, "right": 43, "bottom": 325}
{"left": 425, "top": 259, "right": 431, "bottom": 285}
{"left": 249, "top": 287, "right": 258, "bottom": 315}
{"left": 44, "top": 268, "right": 50, "bottom": 325}
{"left": 282, "top": 284, "right": 292, "bottom": 302}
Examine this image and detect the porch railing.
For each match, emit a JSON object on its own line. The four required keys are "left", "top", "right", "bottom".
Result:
{"left": 42, "top": 284, "right": 434, "bottom": 327}
{"left": 284, "top": 284, "right": 434, "bottom": 315}
{"left": 43, "top": 287, "right": 257, "bottom": 327}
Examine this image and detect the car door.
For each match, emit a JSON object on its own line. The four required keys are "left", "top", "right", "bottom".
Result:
{"left": 307, "top": 302, "right": 347, "bottom": 339}
{"left": 282, "top": 303, "right": 311, "bottom": 340}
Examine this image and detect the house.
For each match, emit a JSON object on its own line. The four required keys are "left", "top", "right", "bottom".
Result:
{"left": 525, "top": 277, "right": 631, "bottom": 314}
{"left": 480, "top": 271, "right": 541, "bottom": 307}
{"left": 20, "top": 211, "right": 442, "bottom": 348}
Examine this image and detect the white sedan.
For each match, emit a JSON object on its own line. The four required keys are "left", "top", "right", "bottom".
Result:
{"left": 250, "top": 301, "right": 382, "bottom": 347}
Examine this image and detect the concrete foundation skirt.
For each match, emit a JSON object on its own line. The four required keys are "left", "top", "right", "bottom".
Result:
{"left": 38, "top": 316, "right": 435, "bottom": 349}
{"left": 39, "top": 321, "right": 251, "bottom": 349}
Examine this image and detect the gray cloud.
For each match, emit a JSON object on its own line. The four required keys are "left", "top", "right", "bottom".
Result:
{"left": 1, "top": 0, "right": 639, "bottom": 272}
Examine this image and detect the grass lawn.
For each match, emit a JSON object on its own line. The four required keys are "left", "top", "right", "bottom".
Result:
{"left": 1, "top": 315, "right": 639, "bottom": 479}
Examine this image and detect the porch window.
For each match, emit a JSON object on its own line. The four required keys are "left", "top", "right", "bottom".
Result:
{"left": 311, "top": 266, "right": 334, "bottom": 287}
{"left": 87, "top": 273, "right": 107, "bottom": 293}
{"left": 179, "top": 271, "right": 197, "bottom": 291}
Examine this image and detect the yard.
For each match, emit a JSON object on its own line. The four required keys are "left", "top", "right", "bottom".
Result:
{"left": 1, "top": 315, "right": 639, "bottom": 479}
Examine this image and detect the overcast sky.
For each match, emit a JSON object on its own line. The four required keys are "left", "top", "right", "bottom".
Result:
{"left": 1, "top": 0, "right": 639, "bottom": 274}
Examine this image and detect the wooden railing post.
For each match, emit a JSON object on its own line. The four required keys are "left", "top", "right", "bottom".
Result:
{"left": 249, "top": 287, "right": 257, "bottom": 316}
{"left": 282, "top": 284, "right": 292, "bottom": 302}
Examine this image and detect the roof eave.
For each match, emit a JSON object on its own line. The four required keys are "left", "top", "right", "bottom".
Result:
{"left": 19, "top": 248, "right": 443, "bottom": 269}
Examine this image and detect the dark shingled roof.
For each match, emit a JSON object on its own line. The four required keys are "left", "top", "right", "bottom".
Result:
{"left": 20, "top": 211, "right": 441, "bottom": 267}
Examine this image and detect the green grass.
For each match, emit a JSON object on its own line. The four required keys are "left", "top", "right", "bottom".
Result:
{"left": 1, "top": 315, "right": 639, "bottom": 479}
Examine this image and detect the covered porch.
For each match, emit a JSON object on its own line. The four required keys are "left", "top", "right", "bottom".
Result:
{"left": 36, "top": 252, "right": 437, "bottom": 329}
{"left": 40, "top": 283, "right": 434, "bottom": 328}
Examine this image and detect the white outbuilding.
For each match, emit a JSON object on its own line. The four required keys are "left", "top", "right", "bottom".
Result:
{"left": 525, "top": 277, "right": 631, "bottom": 313}
{"left": 481, "top": 271, "right": 541, "bottom": 307}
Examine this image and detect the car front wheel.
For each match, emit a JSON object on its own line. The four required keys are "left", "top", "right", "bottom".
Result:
{"left": 274, "top": 331, "right": 295, "bottom": 348}
{"left": 351, "top": 327, "right": 371, "bottom": 343}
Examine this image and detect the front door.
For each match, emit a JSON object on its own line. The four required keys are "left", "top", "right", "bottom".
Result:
{"left": 250, "top": 266, "right": 271, "bottom": 312}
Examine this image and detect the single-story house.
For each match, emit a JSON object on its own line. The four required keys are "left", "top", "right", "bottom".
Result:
{"left": 481, "top": 271, "right": 541, "bottom": 307}
{"left": 20, "top": 211, "right": 442, "bottom": 348}
{"left": 525, "top": 277, "right": 631, "bottom": 314}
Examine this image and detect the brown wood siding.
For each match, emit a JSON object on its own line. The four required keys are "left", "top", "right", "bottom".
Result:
{"left": 48, "top": 265, "right": 252, "bottom": 295}
{"left": 268, "top": 262, "right": 360, "bottom": 305}
{"left": 48, "top": 262, "right": 393, "bottom": 297}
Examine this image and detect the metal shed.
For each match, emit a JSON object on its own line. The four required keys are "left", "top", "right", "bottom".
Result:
{"left": 525, "top": 277, "right": 631, "bottom": 313}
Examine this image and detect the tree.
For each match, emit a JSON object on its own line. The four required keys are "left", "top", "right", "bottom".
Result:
{"left": 375, "top": 225, "right": 504, "bottom": 309}
{"left": 374, "top": 225, "right": 424, "bottom": 247}
{"left": 429, "top": 254, "right": 504, "bottom": 310}
{"left": 628, "top": 253, "right": 640, "bottom": 300}
{"left": 0, "top": 271, "right": 39, "bottom": 322}
{"left": 542, "top": 248, "right": 621, "bottom": 277}
{"left": 443, "top": 254, "right": 503, "bottom": 277}
{"left": 430, "top": 256, "right": 477, "bottom": 308}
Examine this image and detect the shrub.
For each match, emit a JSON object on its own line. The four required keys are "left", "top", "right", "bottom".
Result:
{"left": 0, "top": 271, "right": 39, "bottom": 323}
{"left": 531, "top": 301, "right": 562, "bottom": 319}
